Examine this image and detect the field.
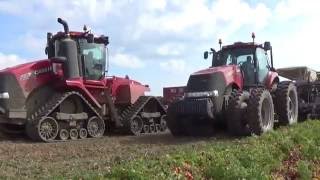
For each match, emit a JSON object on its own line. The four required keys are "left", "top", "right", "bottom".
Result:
{"left": 0, "top": 121, "right": 320, "bottom": 179}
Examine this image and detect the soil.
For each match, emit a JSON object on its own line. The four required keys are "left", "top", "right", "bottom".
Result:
{"left": 0, "top": 132, "right": 227, "bottom": 178}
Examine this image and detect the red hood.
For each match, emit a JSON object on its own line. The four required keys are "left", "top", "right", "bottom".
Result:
{"left": 192, "top": 65, "right": 239, "bottom": 76}
{"left": 0, "top": 59, "right": 51, "bottom": 74}
{"left": 191, "top": 65, "right": 243, "bottom": 90}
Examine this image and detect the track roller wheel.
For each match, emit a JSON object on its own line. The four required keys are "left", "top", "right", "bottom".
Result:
{"left": 87, "top": 116, "right": 105, "bottom": 138}
{"left": 247, "top": 88, "right": 274, "bottom": 135}
{"left": 37, "top": 117, "right": 59, "bottom": 142}
{"left": 150, "top": 124, "right": 156, "bottom": 133}
{"left": 130, "top": 116, "right": 143, "bottom": 135}
{"left": 274, "top": 81, "right": 298, "bottom": 125}
{"left": 227, "top": 90, "right": 250, "bottom": 136}
{"left": 59, "top": 129, "right": 69, "bottom": 141}
{"left": 156, "top": 124, "right": 161, "bottom": 132}
{"left": 160, "top": 115, "right": 167, "bottom": 131}
{"left": 70, "top": 129, "right": 78, "bottom": 140}
{"left": 143, "top": 125, "right": 150, "bottom": 133}
{"left": 79, "top": 128, "right": 88, "bottom": 139}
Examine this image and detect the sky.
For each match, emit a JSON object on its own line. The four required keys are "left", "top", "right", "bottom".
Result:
{"left": 0, "top": 0, "right": 319, "bottom": 95}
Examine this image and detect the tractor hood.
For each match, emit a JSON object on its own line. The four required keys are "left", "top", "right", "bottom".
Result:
{"left": 184, "top": 64, "right": 242, "bottom": 116}
{"left": 186, "top": 65, "right": 242, "bottom": 93}
{"left": 0, "top": 59, "right": 58, "bottom": 96}
{"left": 192, "top": 65, "right": 237, "bottom": 76}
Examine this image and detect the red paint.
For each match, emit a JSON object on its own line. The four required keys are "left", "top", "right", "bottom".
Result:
{"left": 192, "top": 65, "right": 243, "bottom": 89}
{"left": 0, "top": 59, "right": 62, "bottom": 97}
{"left": 265, "top": 71, "right": 279, "bottom": 89}
{"left": 106, "top": 76, "right": 149, "bottom": 104}
{"left": 0, "top": 58, "right": 150, "bottom": 108}
{"left": 163, "top": 86, "right": 186, "bottom": 105}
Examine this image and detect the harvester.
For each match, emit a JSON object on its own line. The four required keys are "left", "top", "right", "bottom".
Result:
{"left": 0, "top": 18, "right": 166, "bottom": 142}
{"left": 166, "top": 34, "right": 299, "bottom": 136}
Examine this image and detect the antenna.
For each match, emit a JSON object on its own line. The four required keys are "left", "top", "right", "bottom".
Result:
{"left": 219, "top": 39, "right": 222, "bottom": 50}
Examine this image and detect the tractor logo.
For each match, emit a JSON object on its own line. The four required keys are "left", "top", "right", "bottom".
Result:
{"left": 20, "top": 66, "right": 53, "bottom": 81}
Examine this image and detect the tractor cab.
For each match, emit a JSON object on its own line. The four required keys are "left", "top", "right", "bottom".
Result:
{"left": 46, "top": 18, "right": 109, "bottom": 81}
{"left": 204, "top": 34, "right": 275, "bottom": 88}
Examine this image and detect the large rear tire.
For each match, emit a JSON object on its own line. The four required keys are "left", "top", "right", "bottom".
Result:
{"left": 275, "top": 81, "right": 298, "bottom": 125}
{"left": 247, "top": 89, "right": 274, "bottom": 135}
{"left": 227, "top": 90, "right": 250, "bottom": 136}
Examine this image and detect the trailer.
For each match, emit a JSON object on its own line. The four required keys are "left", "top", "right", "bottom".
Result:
{"left": 277, "top": 66, "right": 320, "bottom": 120}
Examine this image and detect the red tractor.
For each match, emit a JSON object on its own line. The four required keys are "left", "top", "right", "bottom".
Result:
{"left": 0, "top": 18, "right": 166, "bottom": 142}
{"left": 166, "top": 34, "right": 299, "bottom": 136}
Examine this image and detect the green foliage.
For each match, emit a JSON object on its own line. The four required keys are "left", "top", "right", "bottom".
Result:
{"left": 1, "top": 121, "right": 320, "bottom": 179}
{"left": 297, "top": 161, "right": 312, "bottom": 180}
{"left": 103, "top": 121, "right": 320, "bottom": 179}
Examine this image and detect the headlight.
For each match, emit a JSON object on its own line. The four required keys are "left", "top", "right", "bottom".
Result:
{"left": 185, "top": 90, "right": 219, "bottom": 98}
{"left": 0, "top": 92, "right": 9, "bottom": 99}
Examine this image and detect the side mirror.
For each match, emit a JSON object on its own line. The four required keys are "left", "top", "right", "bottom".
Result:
{"left": 204, "top": 51, "right": 209, "bottom": 59}
{"left": 264, "top": 41, "right": 271, "bottom": 51}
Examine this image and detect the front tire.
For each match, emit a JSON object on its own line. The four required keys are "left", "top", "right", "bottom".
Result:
{"left": 247, "top": 89, "right": 274, "bottom": 135}
{"left": 167, "top": 104, "right": 186, "bottom": 136}
{"left": 227, "top": 90, "right": 250, "bottom": 136}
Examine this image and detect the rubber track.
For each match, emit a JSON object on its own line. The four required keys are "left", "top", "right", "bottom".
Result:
{"left": 119, "top": 96, "right": 166, "bottom": 134}
{"left": 27, "top": 91, "right": 104, "bottom": 142}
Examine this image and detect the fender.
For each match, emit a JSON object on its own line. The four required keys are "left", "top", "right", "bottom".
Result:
{"left": 265, "top": 71, "right": 279, "bottom": 89}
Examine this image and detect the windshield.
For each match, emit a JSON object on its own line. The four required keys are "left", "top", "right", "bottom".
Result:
{"left": 79, "top": 39, "right": 106, "bottom": 80}
{"left": 212, "top": 47, "right": 254, "bottom": 67}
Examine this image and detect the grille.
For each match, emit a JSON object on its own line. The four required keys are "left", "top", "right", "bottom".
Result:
{"left": 0, "top": 74, "right": 25, "bottom": 110}
{"left": 175, "top": 98, "right": 214, "bottom": 117}
{"left": 186, "top": 72, "right": 226, "bottom": 92}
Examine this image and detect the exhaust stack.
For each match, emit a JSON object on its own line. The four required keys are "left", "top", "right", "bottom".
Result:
{"left": 57, "top": 18, "right": 69, "bottom": 35}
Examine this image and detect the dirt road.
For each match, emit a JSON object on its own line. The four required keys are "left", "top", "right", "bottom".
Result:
{"left": 0, "top": 133, "right": 227, "bottom": 178}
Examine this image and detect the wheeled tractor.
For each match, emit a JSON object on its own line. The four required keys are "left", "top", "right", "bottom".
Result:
{"left": 166, "top": 33, "right": 299, "bottom": 136}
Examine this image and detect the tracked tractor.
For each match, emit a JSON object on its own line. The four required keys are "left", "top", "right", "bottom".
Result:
{"left": 0, "top": 18, "right": 166, "bottom": 142}
{"left": 166, "top": 34, "right": 298, "bottom": 136}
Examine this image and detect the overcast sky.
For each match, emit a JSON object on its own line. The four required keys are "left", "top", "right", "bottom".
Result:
{"left": 0, "top": 0, "right": 319, "bottom": 95}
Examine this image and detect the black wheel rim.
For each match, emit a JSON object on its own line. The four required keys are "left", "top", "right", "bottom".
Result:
{"left": 130, "top": 116, "right": 143, "bottom": 135}
{"left": 87, "top": 116, "right": 105, "bottom": 138}
{"left": 38, "top": 117, "right": 59, "bottom": 141}
{"left": 59, "top": 129, "right": 69, "bottom": 140}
